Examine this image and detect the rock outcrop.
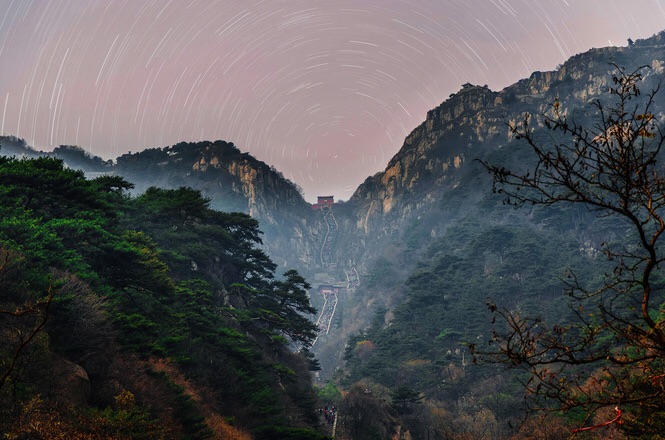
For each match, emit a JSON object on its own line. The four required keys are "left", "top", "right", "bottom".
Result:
{"left": 114, "top": 140, "right": 324, "bottom": 271}
{"left": 343, "top": 32, "right": 665, "bottom": 267}
{"left": 3, "top": 30, "right": 665, "bottom": 379}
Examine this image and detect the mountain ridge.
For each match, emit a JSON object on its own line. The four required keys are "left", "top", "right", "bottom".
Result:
{"left": 3, "top": 29, "right": 665, "bottom": 403}
{"left": 344, "top": 31, "right": 665, "bottom": 254}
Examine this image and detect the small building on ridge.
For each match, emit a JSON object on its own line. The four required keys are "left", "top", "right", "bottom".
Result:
{"left": 312, "top": 195, "right": 334, "bottom": 211}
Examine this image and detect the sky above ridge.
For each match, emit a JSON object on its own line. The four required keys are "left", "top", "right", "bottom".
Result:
{"left": 1, "top": 0, "right": 664, "bottom": 202}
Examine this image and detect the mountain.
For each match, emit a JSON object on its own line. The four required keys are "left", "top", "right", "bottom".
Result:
{"left": 113, "top": 140, "right": 322, "bottom": 270}
{"left": 347, "top": 32, "right": 665, "bottom": 251}
{"left": 0, "top": 138, "right": 324, "bottom": 272}
{"left": 333, "top": 31, "right": 665, "bottom": 438}
{"left": 329, "top": 29, "right": 665, "bottom": 344}
{"left": 2, "top": 29, "right": 665, "bottom": 439}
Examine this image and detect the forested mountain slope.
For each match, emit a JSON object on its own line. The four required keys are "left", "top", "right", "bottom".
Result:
{"left": 3, "top": 29, "right": 665, "bottom": 440}
{"left": 0, "top": 155, "right": 328, "bottom": 439}
{"left": 0, "top": 138, "right": 324, "bottom": 273}
{"left": 335, "top": 31, "right": 665, "bottom": 439}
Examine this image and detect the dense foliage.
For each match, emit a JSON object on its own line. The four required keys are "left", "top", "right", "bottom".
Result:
{"left": 0, "top": 155, "right": 326, "bottom": 439}
{"left": 338, "top": 65, "right": 665, "bottom": 439}
{"left": 340, "top": 208, "right": 610, "bottom": 438}
{"left": 481, "top": 65, "right": 665, "bottom": 437}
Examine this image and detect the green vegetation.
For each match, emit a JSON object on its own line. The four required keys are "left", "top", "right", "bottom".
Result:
{"left": 338, "top": 65, "right": 665, "bottom": 438}
{"left": 341, "top": 215, "right": 602, "bottom": 437}
{"left": 481, "top": 65, "right": 665, "bottom": 436}
{"left": 0, "top": 155, "right": 327, "bottom": 438}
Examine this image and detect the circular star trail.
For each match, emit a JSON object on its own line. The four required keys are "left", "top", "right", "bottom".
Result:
{"left": 1, "top": 0, "right": 664, "bottom": 201}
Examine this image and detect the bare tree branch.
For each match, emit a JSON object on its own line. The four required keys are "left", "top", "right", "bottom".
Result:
{"left": 477, "top": 65, "right": 665, "bottom": 422}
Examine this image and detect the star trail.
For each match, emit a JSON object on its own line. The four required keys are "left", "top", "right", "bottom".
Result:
{"left": 1, "top": 0, "right": 663, "bottom": 201}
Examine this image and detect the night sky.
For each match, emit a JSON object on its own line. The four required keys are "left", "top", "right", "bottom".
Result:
{"left": 1, "top": 1, "right": 664, "bottom": 201}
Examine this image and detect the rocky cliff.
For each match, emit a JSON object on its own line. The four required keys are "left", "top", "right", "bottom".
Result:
{"left": 3, "top": 30, "right": 665, "bottom": 380}
{"left": 0, "top": 137, "right": 326, "bottom": 274}
{"left": 300, "top": 33, "right": 665, "bottom": 375}
{"left": 114, "top": 140, "right": 324, "bottom": 270}
{"left": 343, "top": 31, "right": 665, "bottom": 266}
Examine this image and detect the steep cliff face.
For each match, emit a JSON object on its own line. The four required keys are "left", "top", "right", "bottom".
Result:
{"left": 191, "top": 144, "right": 324, "bottom": 269}
{"left": 115, "top": 140, "right": 325, "bottom": 271}
{"left": 305, "top": 35, "right": 665, "bottom": 371}
{"left": 0, "top": 138, "right": 326, "bottom": 274}
{"left": 351, "top": 84, "right": 501, "bottom": 226}
{"left": 343, "top": 34, "right": 665, "bottom": 266}
{"left": 191, "top": 143, "right": 303, "bottom": 219}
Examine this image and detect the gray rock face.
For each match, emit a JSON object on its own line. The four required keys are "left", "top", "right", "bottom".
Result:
{"left": 3, "top": 30, "right": 664, "bottom": 378}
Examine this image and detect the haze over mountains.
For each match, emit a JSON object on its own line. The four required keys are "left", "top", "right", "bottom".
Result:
{"left": 2, "top": 30, "right": 665, "bottom": 438}
{"left": 5, "top": 31, "right": 664, "bottom": 276}
{"left": 2, "top": 0, "right": 665, "bottom": 202}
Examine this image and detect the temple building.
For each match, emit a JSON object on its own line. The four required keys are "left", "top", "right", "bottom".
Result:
{"left": 311, "top": 195, "right": 334, "bottom": 211}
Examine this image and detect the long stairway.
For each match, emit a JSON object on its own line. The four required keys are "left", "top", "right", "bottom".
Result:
{"left": 320, "top": 209, "right": 338, "bottom": 267}
{"left": 311, "top": 200, "right": 359, "bottom": 350}
{"left": 311, "top": 285, "right": 339, "bottom": 347}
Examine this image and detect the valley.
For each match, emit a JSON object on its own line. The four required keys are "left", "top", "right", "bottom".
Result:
{"left": 2, "top": 30, "right": 665, "bottom": 439}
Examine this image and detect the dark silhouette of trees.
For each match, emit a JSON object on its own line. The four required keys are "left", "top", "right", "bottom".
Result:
{"left": 479, "top": 65, "right": 665, "bottom": 434}
{"left": 390, "top": 385, "right": 423, "bottom": 418}
{"left": 0, "top": 251, "right": 54, "bottom": 390}
{"left": 0, "top": 155, "right": 325, "bottom": 438}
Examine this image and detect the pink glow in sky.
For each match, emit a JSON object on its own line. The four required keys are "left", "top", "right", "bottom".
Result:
{"left": 1, "top": 0, "right": 664, "bottom": 201}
